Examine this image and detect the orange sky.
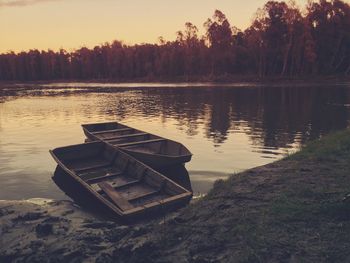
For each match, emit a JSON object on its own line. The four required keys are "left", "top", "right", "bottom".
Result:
{"left": 0, "top": 0, "right": 341, "bottom": 53}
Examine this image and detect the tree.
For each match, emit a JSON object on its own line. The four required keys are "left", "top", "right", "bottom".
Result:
{"left": 307, "top": 0, "right": 350, "bottom": 74}
{"left": 204, "top": 10, "right": 233, "bottom": 75}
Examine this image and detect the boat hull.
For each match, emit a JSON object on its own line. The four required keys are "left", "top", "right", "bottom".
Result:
{"left": 82, "top": 122, "right": 192, "bottom": 169}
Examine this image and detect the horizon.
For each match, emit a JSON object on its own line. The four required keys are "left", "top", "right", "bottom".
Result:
{"left": 0, "top": 0, "right": 316, "bottom": 53}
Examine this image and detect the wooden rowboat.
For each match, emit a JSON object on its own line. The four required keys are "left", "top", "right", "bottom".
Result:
{"left": 81, "top": 122, "right": 192, "bottom": 169}
{"left": 50, "top": 141, "right": 192, "bottom": 223}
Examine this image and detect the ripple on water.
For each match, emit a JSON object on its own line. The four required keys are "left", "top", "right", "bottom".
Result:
{"left": 1, "top": 82, "right": 350, "bottom": 199}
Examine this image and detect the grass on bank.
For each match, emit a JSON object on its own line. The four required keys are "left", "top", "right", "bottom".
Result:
{"left": 292, "top": 130, "right": 350, "bottom": 161}
{"left": 149, "top": 130, "right": 350, "bottom": 263}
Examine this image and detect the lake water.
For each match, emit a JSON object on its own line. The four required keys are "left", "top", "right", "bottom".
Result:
{"left": 1, "top": 82, "right": 350, "bottom": 200}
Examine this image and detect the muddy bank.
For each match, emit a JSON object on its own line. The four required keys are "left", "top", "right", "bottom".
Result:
{"left": 0, "top": 199, "right": 160, "bottom": 262}
{"left": 1, "top": 130, "right": 350, "bottom": 262}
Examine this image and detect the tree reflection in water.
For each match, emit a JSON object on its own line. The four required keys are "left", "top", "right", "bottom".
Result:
{"left": 1, "top": 83, "right": 350, "bottom": 199}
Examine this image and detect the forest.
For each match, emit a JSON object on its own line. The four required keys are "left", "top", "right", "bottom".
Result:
{"left": 1, "top": 0, "right": 350, "bottom": 81}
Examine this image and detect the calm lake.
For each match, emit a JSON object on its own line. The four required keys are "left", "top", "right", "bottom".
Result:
{"left": 1, "top": 82, "right": 350, "bottom": 200}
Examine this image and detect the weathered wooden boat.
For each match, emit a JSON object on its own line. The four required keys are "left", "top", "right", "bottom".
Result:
{"left": 81, "top": 122, "right": 192, "bottom": 169}
{"left": 50, "top": 141, "right": 192, "bottom": 223}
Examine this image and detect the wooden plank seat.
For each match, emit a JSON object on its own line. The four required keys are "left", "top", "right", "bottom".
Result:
{"left": 127, "top": 189, "right": 160, "bottom": 202}
{"left": 91, "top": 173, "right": 139, "bottom": 190}
{"left": 98, "top": 182, "right": 134, "bottom": 210}
{"left": 119, "top": 180, "right": 166, "bottom": 201}
{"left": 84, "top": 171, "right": 123, "bottom": 183}
{"left": 116, "top": 139, "right": 166, "bottom": 147}
{"left": 91, "top": 128, "right": 133, "bottom": 135}
{"left": 72, "top": 162, "right": 111, "bottom": 173}
{"left": 93, "top": 179, "right": 141, "bottom": 194}
{"left": 104, "top": 133, "right": 148, "bottom": 142}
{"left": 114, "top": 179, "right": 140, "bottom": 189}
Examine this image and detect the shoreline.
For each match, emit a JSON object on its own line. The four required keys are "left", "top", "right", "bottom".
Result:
{"left": 1, "top": 75, "right": 350, "bottom": 86}
{"left": 1, "top": 130, "right": 350, "bottom": 262}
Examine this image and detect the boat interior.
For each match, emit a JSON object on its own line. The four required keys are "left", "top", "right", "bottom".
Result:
{"left": 83, "top": 122, "right": 191, "bottom": 156}
{"left": 83, "top": 122, "right": 153, "bottom": 141}
{"left": 51, "top": 142, "right": 188, "bottom": 211}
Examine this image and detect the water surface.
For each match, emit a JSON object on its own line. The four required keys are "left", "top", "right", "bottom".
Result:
{"left": 1, "top": 82, "right": 350, "bottom": 200}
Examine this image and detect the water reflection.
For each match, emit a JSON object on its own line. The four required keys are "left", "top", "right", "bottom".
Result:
{"left": 0, "top": 83, "right": 350, "bottom": 200}
{"left": 93, "top": 85, "right": 350, "bottom": 147}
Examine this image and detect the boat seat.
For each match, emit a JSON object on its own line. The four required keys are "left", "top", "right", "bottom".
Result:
{"left": 72, "top": 162, "right": 111, "bottom": 173}
{"left": 91, "top": 128, "right": 133, "bottom": 135}
{"left": 116, "top": 138, "right": 166, "bottom": 147}
{"left": 127, "top": 189, "right": 160, "bottom": 202}
{"left": 104, "top": 132, "right": 148, "bottom": 141}
{"left": 98, "top": 182, "right": 134, "bottom": 211}
{"left": 84, "top": 171, "right": 123, "bottom": 183}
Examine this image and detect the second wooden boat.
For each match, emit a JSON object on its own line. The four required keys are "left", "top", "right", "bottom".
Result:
{"left": 81, "top": 122, "right": 192, "bottom": 169}
{"left": 50, "top": 141, "right": 192, "bottom": 223}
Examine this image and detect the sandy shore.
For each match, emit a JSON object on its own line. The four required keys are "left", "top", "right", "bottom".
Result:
{"left": 1, "top": 130, "right": 350, "bottom": 262}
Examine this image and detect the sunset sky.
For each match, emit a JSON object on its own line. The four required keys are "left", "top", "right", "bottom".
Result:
{"left": 0, "top": 0, "right": 337, "bottom": 53}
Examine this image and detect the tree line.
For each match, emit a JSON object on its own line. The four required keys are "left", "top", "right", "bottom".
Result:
{"left": 1, "top": 0, "right": 350, "bottom": 81}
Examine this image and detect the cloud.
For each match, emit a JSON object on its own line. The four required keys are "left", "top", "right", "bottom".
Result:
{"left": 0, "top": 0, "right": 60, "bottom": 7}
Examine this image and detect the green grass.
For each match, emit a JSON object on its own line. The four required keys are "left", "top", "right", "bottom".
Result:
{"left": 291, "top": 130, "right": 350, "bottom": 161}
